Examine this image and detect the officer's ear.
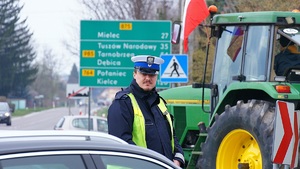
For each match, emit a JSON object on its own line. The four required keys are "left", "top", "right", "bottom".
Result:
{"left": 133, "top": 69, "right": 137, "bottom": 78}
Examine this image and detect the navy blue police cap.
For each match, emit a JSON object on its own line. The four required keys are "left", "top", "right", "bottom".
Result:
{"left": 131, "top": 55, "right": 164, "bottom": 75}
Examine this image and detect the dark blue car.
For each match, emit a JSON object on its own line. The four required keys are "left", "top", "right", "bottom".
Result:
{"left": 0, "top": 102, "right": 11, "bottom": 126}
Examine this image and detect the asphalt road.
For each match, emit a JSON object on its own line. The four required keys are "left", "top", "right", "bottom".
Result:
{"left": 0, "top": 106, "right": 96, "bottom": 130}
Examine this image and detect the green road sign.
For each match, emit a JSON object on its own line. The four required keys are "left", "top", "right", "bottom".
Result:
{"left": 80, "top": 20, "right": 171, "bottom": 88}
{"left": 80, "top": 20, "right": 171, "bottom": 40}
{"left": 80, "top": 67, "right": 169, "bottom": 88}
{"left": 80, "top": 41, "right": 170, "bottom": 67}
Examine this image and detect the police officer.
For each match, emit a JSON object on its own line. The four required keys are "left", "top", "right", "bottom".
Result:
{"left": 108, "top": 55, "right": 185, "bottom": 167}
{"left": 274, "top": 35, "right": 300, "bottom": 76}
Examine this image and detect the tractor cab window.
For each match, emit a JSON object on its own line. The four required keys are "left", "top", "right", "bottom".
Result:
{"left": 213, "top": 25, "right": 245, "bottom": 96}
{"left": 243, "top": 25, "right": 269, "bottom": 81}
{"left": 213, "top": 25, "right": 269, "bottom": 97}
{"left": 273, "top": 27, "right": 300, "bottom": 78}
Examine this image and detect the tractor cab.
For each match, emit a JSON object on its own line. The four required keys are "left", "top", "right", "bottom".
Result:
{"left": 210, "top": 12, "right": 300, "bottom": 113}
{"left": 213, "top": 25, "right": 300, "bottom": 95}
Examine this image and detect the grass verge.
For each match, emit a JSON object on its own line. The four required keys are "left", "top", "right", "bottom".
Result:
{"left": 12, "top": 107, "right": 50, "bottom": 117}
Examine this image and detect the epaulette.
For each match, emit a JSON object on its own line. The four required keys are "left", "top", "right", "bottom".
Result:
{"left": 115, "top": 90, "right": 130, "bottom": 100}
{"left": 159, "top": 96, "right": 167, "bottom": 104}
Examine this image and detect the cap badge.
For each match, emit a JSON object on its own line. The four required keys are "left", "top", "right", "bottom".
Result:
{"left": 147, "top": 56, "right": 154, "bottom": 67}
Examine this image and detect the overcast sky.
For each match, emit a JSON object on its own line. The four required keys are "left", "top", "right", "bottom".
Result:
{"left": 19, "top": 0, "right": 84, "bottom": 75}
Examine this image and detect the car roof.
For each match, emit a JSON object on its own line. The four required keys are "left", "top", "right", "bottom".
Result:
{"left": 0, "top": 130, "right": 126, "bottom": 154}
{"left": 0, "top": 130, "right": 179, "bottom": 168}
{"left": 0, "top": 130, "right": 122, "bottom": 144}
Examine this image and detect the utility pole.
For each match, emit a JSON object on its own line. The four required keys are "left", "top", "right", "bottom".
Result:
{"left": 88, "top": 87, "right": 91, "bottom": 131}
{"left": 179, "top": 0, "right": 184, "bottom": 55}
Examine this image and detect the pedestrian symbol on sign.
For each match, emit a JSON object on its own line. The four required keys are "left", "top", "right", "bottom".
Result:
{"left": 160, "top": 54, "right": 188, "bottom": 83}
{"left": 170, "top": 59, "right": 180, "bottom": 77}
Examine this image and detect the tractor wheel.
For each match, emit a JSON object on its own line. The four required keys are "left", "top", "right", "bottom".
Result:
{"left": 199, "top": 100, "right": 275, "bottom": 169}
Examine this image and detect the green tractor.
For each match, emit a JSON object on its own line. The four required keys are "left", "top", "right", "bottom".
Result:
{"left": 159, "top": 6, "right": 300, "bottom": 169}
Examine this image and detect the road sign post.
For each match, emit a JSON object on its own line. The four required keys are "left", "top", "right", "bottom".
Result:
{"left": 80, "top": 20, "right": 171, "bottom": 88}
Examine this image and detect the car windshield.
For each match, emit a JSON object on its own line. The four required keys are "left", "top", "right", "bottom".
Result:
{"left": 72, "top": 117, "right": 94, "bottom": 130}
{"left": 0, "top": 103, "right": 9, "bottom": 111}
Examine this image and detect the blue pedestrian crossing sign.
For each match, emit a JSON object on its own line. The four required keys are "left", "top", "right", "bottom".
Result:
{"left": 160, "top": 54, "right": 188, "bottom": 83}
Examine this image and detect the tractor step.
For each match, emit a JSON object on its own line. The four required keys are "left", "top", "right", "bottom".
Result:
{"left": 198, "top": 121, "right": 207, "bottom": 133}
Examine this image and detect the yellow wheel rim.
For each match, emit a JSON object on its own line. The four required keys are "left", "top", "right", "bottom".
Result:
{"left": 216, "top": 129, "right": 262, "bottom": 169}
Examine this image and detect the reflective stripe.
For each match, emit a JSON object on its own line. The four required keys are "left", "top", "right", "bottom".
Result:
{"left": 128, "top": 93, "right": 174, "bottom": 152}
{"left": 128, "top": 93, "right": 147, "bottom": 148}
{"left": 158, "top": 101, "right": 174, "bottom": 152}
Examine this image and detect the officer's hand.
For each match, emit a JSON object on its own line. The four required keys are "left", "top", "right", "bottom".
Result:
{"left": 173, "top": 159, "right": 181, "bottom": 167}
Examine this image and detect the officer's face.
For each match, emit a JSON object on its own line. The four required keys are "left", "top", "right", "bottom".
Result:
{"left": 134, "top": 71, "right": 157, "bottom": 91}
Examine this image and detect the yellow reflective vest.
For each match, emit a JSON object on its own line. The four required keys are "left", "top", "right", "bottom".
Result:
{"left": 127, "top": 93, "right": 174, "bottom": 152}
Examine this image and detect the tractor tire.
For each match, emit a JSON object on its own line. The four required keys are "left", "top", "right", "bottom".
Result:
{"left": 199, "top": 100, "right": 275, "bottom": 169}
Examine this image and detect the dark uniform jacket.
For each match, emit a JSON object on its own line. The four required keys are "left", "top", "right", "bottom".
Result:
{"left": 108, "top": 79, "right": 184, "bottom": 166}
{"left": 274, "top": 49, "right": 300, "bottom": 76}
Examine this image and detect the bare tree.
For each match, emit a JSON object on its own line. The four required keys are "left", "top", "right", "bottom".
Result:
{"left": 220, "top": 0, "right": 299, "bottom": 13}
{"left": 240, "top": 0, "right": 299, "bottom": 12}
{"left": 64, "top": 0, "right": 178, "bottom": 63}
{"left": 80, "top": 0, "right": 159, "bottom": 20}
{"left": 31, "top": 48, "right": 66, "bottom": 107}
